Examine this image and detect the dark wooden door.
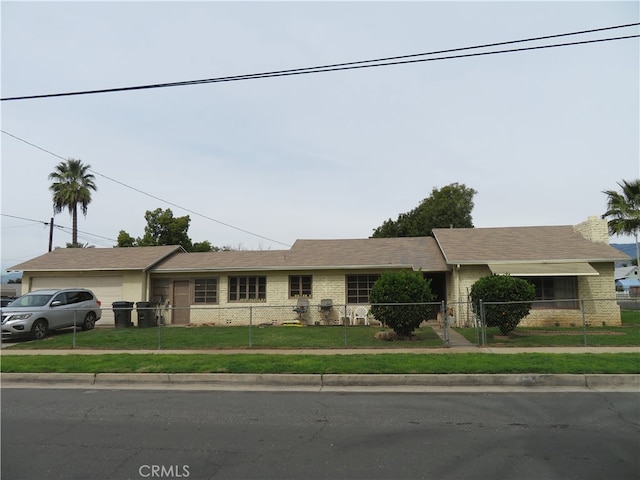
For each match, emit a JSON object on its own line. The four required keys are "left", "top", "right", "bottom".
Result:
{"left": 172, "top": 281, "right": 190, "bottom": 325}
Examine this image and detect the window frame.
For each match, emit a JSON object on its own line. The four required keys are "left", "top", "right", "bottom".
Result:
{"left": 521, "top": 276, "right": 579, "bottom": 310}
{"left": 289, "top": 275, "right": 312, "bottom": 299}
{"left": 346, "top": 274, "right": 380, "bottom": 304}
{"left": 193, "top": 278, "right": 219, "bottom": 304}
{"left": 228, "top": 276, "right": 267, "bottom": 302}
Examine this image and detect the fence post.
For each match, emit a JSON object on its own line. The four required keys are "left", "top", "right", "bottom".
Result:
{"left": 249, "top": 306, "right": 253, "bottom": 348}
{"left": 157, "top": 308, "right": 161, "bottom": 350}
{"left": 479, "top": 300, "right": 486, "bottom": 347}
{"left": 73, "top": 309, "right": 77, "bottom": 349}
{"left": 441, "top": 301, "right": 448, "bottom": 347}
{"left": 343, "top": 304, "right": 348, "bottom": 347}
{"left": 581, "top": 299, "right": 587, "bottom": 347}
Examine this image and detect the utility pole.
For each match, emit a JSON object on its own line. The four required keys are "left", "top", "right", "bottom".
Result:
{"left": 48, "top": 217, "right": 54, "bottom": 252}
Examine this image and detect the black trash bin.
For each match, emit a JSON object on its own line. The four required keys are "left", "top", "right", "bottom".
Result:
{"left": 112, "top": 301, "right": 134, "bottom": 328}
{"left": 136, "top": 302, "right": 157, "bottom": 328}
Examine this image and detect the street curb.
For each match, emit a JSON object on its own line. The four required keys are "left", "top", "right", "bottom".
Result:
{"left": 0, "top": 373, "right": 97, "bottom": 385}
{"left": 585, "top": 374, "right": 640, "bottom": 388}
{"left": 96, "top": 372, "right": 321, "bottom": 387}
{"left": 321, "top": 373, "right": 590, "bottom": 387}
{"left": 2, "top": 372, "right": 639, "bottom": 390}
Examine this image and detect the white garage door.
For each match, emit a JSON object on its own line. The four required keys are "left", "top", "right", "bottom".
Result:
{"left": 31, "top": 276, "right": 123, "bottom": 325}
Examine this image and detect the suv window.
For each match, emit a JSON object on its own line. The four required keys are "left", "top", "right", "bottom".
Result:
{"left": 78, "top": 291, "right": 94, "bottom": 302}
{"left": 52, "top": 292, "right": 68, "bottom": 305}
{"left": 67, "top": 291, "right": 82, "bottom": 305}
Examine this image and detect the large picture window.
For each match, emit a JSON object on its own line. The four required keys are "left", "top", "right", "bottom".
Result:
{"left": 194, "top": 278, "right": 218, "bottom": 304}
{"left": 228, "top": 276, "right": 267, "bottom": 302}
{"left": 289, "top": 275, "right": 312, "bottom": 298}
{"left": 522, "top": 276, "right": 578, "bottom": 309}
{"left": 346, "top": 274, "right": 380, "bottom": 304}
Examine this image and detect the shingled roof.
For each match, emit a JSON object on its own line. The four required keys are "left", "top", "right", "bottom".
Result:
{"left": 8, "top": 226, "right": 626, "bottom": 274}
{"left": 8, "top": 245, "right": 184, "bottom": 272}
{"left": 432, "top": 225, "right": 628, "bottom": 265}
{"left": 285, "top": 237, "right": 447, "bottom": 270}
{"left": 152, "top": 250, "right": 289, "bottom": 272}
{"left": 152, "top": 237, "right": 448, "bottom": 272}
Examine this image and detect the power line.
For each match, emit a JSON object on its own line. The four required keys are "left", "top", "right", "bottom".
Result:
{"left": 1, "top": 213, "right": 118, "bottom": 245}
{"left": 87, "top": 168, "right": 292, "bottom": 247}
{"left": 2, "top": 24, "right": 637, "bottom": 247}
{"left": 0, "top": 133, "right": 292, "bottom": 247}
{"left": 1, "top": 213, "right": 51, "bottom": 226}
{"left": 2, "top": 23, "right": 637, "bottom": 101}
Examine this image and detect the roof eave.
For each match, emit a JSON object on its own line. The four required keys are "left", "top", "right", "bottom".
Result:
{"left": 446, "top": 258, "right": 627, "bottom": 266}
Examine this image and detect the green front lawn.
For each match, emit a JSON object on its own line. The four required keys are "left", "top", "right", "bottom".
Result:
{"left": 455, "top": 310, "right": 640, "bottom": 347}
{"left": 4, "top": 309, "right": 638, "bottom": 350}
{"left": 4, "top": 324, "right": 443, "bottom": 350}
{"left": 455, "top": 325, "right": 640, "bottom": 347}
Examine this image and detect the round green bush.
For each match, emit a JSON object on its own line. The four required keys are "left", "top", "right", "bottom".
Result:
{"left": 369, "top": 271, "right": 435, "bottom": 337}
{"left": 469, "top": 274, "right": 536, "bottom": 335}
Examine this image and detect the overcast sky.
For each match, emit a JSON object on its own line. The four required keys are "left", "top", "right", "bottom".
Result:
{"left": 1, "top": 1, "right": 638, "bottom": 273}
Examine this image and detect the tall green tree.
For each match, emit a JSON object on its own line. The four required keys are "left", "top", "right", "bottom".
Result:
{"left": 117, "top": 208, "right": 232, "bottom": 252}
{"left": 48, "top": 158, "right": 97, "bottom": 247}
{"left": 602, "top": 179, "right": 640, "bottom": 267}
{"left": 372, "top": 183, "right": 477, "bottom": 238}
{"left": 129, "top": 208, "right": 193, "bottom": 251}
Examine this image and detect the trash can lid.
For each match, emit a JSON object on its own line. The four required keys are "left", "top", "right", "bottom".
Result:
{"left": 112, "top": 301, "right": 134, "bottom": 307}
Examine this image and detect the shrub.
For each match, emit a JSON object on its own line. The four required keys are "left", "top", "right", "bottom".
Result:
{"left": 369, "top": 271, "right": 435, "bottom": 337}
{"left": 469, "top": 274, "right": 535, "bottom": 335}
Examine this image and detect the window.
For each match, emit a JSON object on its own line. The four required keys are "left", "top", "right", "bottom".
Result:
{"left": 194, "top": 278, "right": 218, "bottom": 304}
{"left": 229, "top": 276, "right": 266, "bottom": 301}
{"left": 78, "top": 291, "right": 94, "bottom": 302}
{"left": 52, "top": 292, "right": 68, "bottom": 305}
{"left": 289, "top": 275, "right": 312, "bottom": 298}
{"left": 346, "top": 274, "right": 380, "bottom": 304}
{"left": 522, "top": 276, "right": 578, "bottom": 309}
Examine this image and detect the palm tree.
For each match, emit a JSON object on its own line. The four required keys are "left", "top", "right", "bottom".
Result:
{"left": 602, "top": 179, "right": 640, "bottom": 266}
{"left": 48, "top": 159, "right": 98, "bottom": 247}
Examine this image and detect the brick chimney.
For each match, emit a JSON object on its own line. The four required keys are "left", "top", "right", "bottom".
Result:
{"left": 573, "top": 216, "right": 610, "bottom": 244}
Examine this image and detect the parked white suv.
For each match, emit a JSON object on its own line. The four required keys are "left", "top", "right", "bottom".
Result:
{"left": 1, "top": 288, "right": 102, "bottom": 340}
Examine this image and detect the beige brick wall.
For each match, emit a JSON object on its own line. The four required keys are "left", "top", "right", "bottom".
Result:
{"left": 447, "top": 262, "right": 622, "bottom": 327}
{"left": 524, "top": 263, "right": 621, "bottom": 326}
{"left": 157, "top": 270, "right": 376, "bottom": 326}
{"left": 445, "top": 265, "right": 491, "bottom": 326}
{"left": 573, "top": 216, "right": 609, "bottom": 244}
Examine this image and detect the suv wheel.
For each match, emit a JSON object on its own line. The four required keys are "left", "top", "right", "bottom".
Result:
{"left": 82, "top": 312, "right": 97, "bottom": 331}
{"left": 31, "top": 319, "right": 48, "bottom": 340}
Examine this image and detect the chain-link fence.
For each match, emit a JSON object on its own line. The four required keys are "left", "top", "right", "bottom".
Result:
{"left": 1, "top": 297, "right": 637, "bottom": 349}
{"left": 447, "top": 297, "right": 640, "bottom": 347}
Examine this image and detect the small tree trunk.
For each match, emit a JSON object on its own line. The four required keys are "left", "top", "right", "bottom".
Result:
{"left": 72, "top": 205, "right": 78, "bottom": 246}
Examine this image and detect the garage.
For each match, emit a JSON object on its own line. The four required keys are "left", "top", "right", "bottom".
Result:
{"left": 31, "top": 276, "right": 123, "bottom": 325}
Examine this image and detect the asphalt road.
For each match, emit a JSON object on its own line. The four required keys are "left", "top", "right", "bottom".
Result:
{"left": 2, "top": 389, "right": 639, "bottom": 480}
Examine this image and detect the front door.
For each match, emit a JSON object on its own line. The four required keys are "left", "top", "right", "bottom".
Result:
{"left": 172, "top": 281, "right": 190, "bottom": 325}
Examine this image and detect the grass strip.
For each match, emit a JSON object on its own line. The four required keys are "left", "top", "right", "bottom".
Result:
{"left": 1, "top": 353, "right": 638, "bottom": 374}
